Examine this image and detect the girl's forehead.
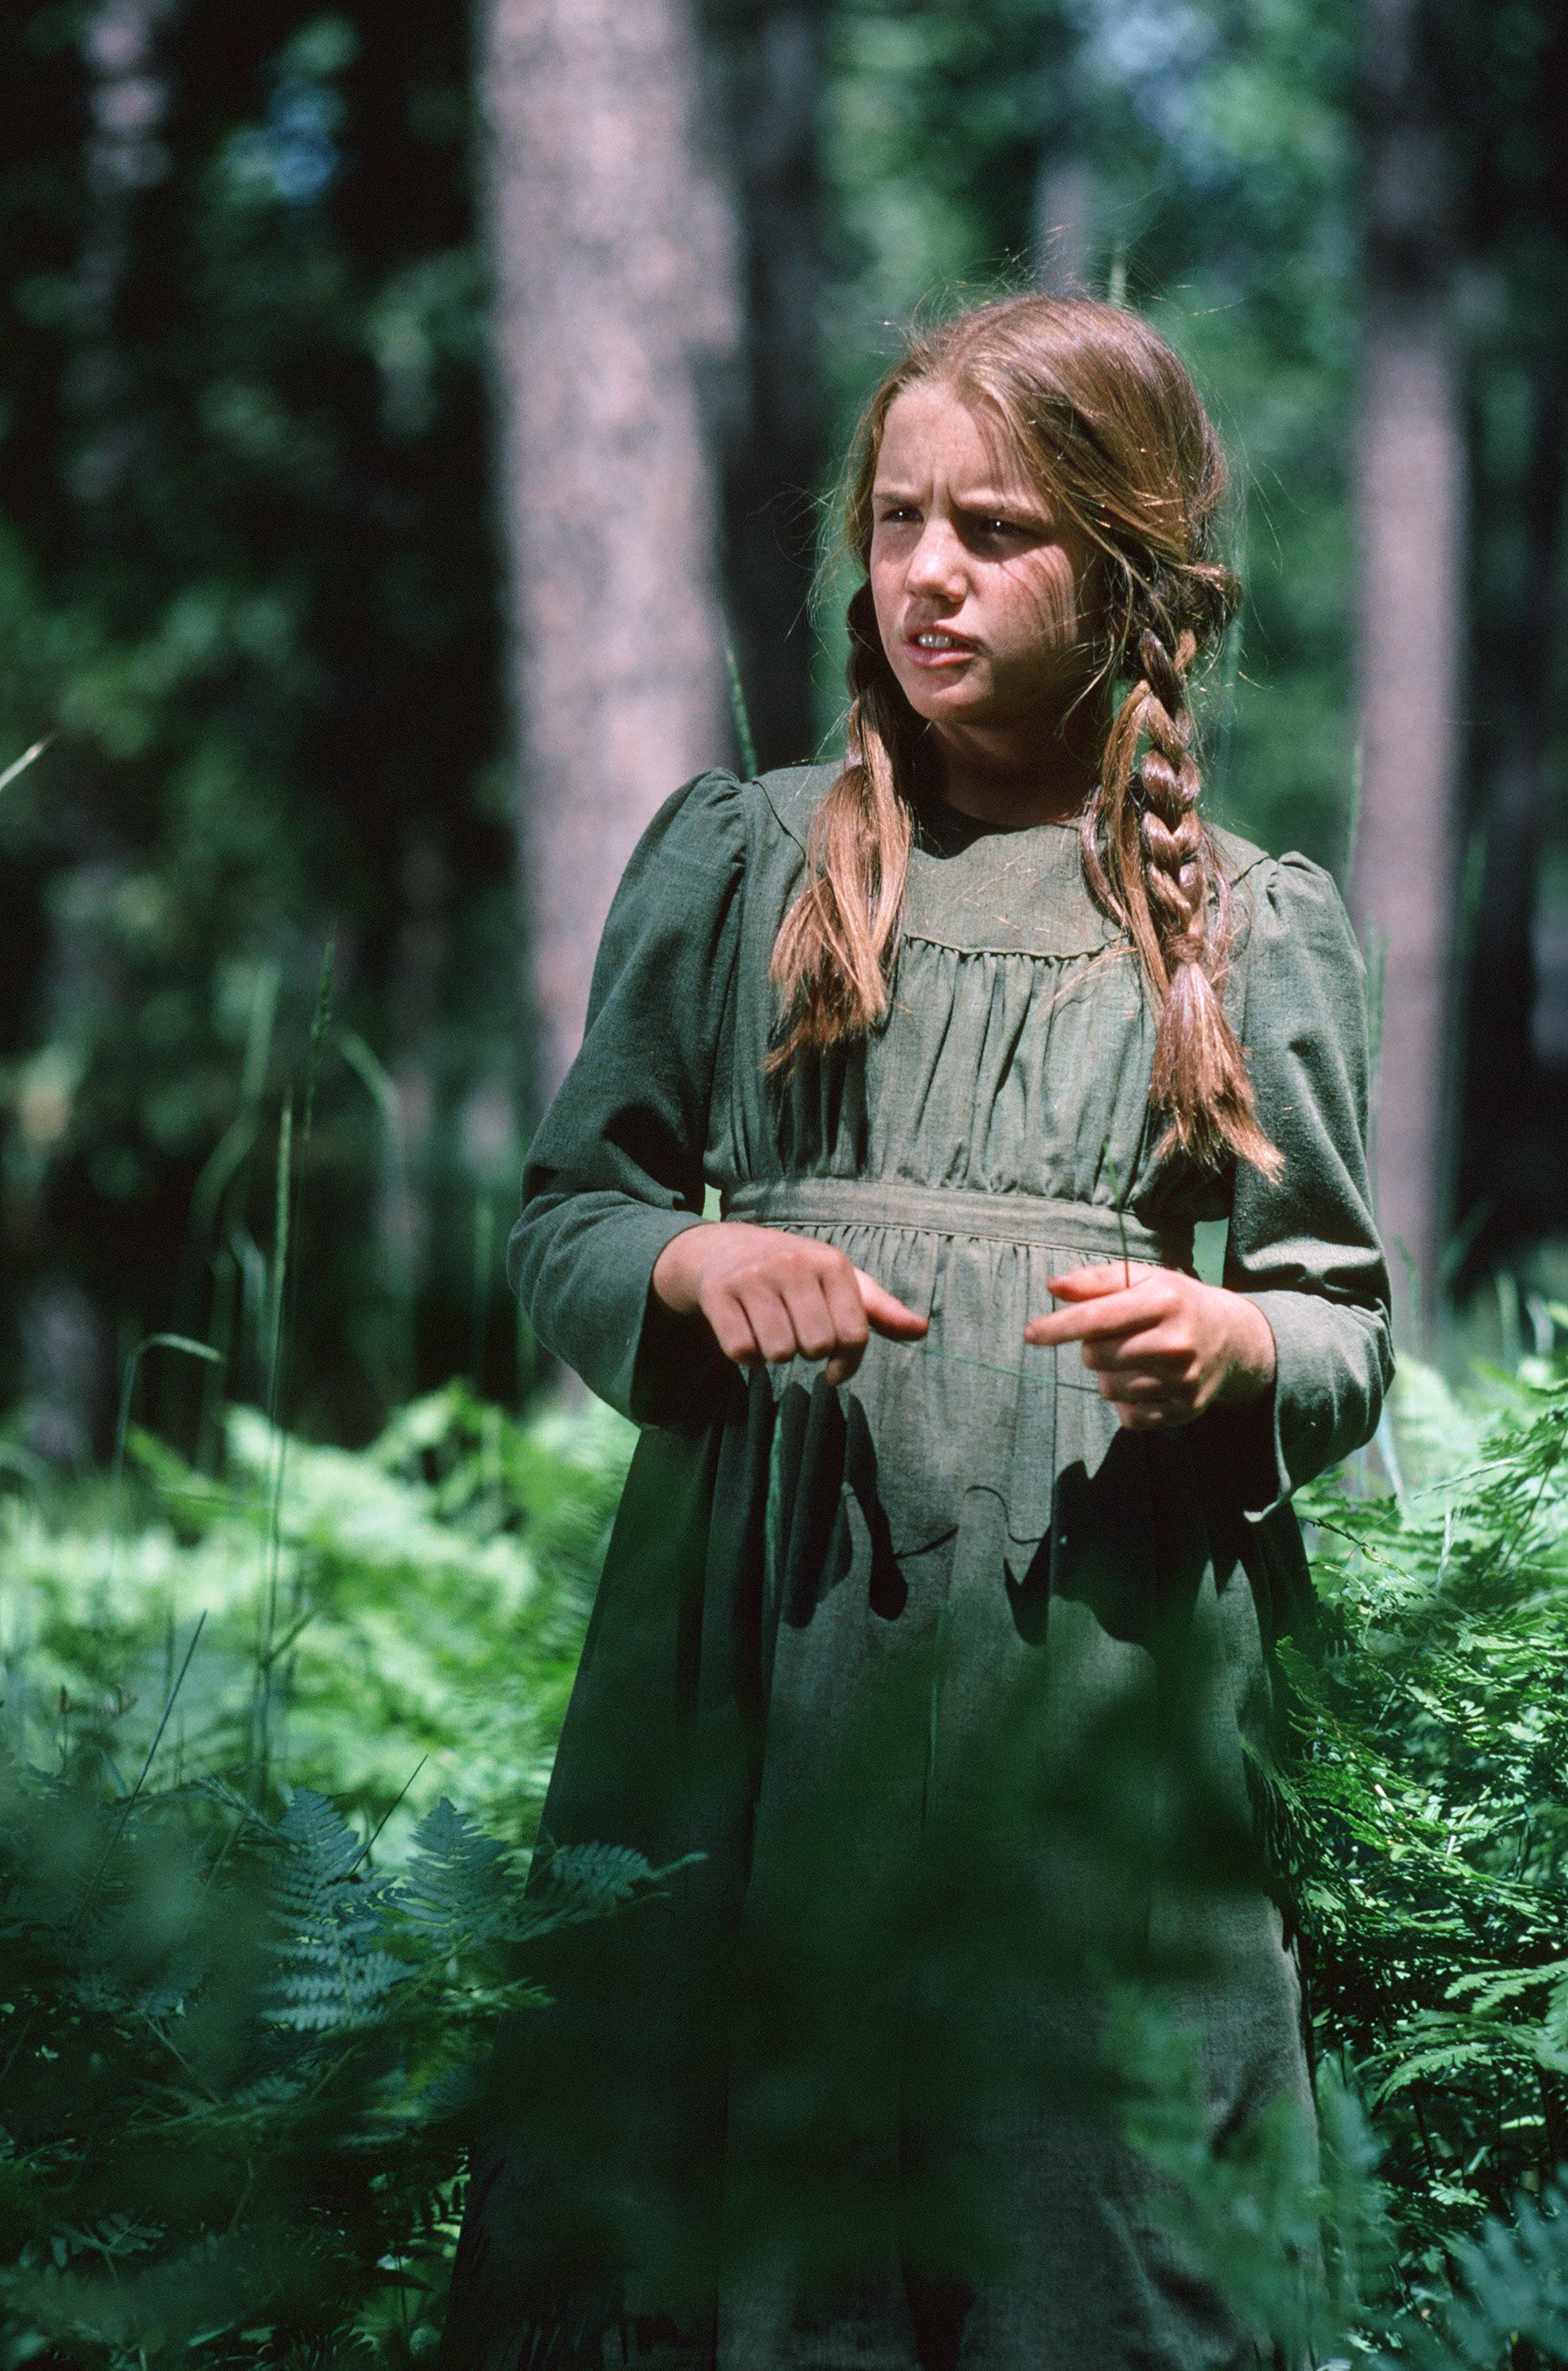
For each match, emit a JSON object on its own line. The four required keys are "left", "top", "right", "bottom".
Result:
{"left": 875, "top": 380, "right": 1038, "bottom": 499}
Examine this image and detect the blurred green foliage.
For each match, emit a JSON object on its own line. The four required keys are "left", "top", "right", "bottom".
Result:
{"left": 6, "top": 1352, "right": 1568, "bottom": 2362}
{"left": 1286, "top": 1350, "right": 1568, "bottom": 2282}
{"left": 1, "top": 1383, "right": 634, "bottom": 1856}
{"left": 0, "top": 0, "right": 512, "bottom": 1442}
{"left": 0, "top": 1753, "right": 669, "bottom": 2365}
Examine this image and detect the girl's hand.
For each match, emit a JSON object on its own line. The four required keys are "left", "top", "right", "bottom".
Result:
{"left": 1023, "top": 1262, "right": 1276, "bottom": 1431}
{"left": 653, "top": 1221, "right": 929, "bottom": 1387}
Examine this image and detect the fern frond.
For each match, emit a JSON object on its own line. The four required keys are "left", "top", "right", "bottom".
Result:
{"left": 396, "top": 1795, "right": 517, "bottom": 1957}
{"left": 264, "top": 1788, "right": 407, "bottom": 2031}
{"left": 517, "top": 1838, "right": 687, "bottom": 1939}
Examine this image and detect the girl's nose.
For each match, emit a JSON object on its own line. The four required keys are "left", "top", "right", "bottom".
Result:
{"left": 904, "top": 520, "right": 966, "bottom": 600}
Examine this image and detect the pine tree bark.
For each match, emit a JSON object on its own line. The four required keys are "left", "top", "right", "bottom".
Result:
{"left": 1350, "top": 0, "right": 1465, "bottom": 1344}
{"left": 478, "top": 0, "right": 741, "bottom": 1105}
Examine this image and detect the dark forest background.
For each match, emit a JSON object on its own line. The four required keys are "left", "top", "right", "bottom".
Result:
{"left": 8, "top": 11, "right": 1568, "bottom": 2359}
{"left": 0, "top": 0, "right": 1564, "bottom": 1460}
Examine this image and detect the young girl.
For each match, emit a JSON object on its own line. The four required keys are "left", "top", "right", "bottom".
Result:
{"left": 442, "top": 294, "right": 1393, "bottom": 2371}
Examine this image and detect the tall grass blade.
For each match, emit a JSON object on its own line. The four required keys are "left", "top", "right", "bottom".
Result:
{"left": 254, "top": 1100, "right": 293, "bottom": 1800}
{"left": 70, "top": 1611, "right": 209, "bottom": 1940}
{"left": 726, "top": 639, "right": 760, "bottom": 780}
{"left": 253, "top": 933, "right": 337, "bottom": 1804}
{"left": 106, "top": 1333, "right": 223, "bottom": 1599}
{"left": 0, "top": 735, "right": 52, "bottom": 796}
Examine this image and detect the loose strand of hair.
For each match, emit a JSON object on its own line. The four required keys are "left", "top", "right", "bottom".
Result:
{"left": 768, "top": 601, "right": 914, "bottom": 1070}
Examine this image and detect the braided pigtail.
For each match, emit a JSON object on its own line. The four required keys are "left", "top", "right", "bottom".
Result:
{"left": 768, "top": 583, "right": 916, "bottom": 1069}
{"left": 1082, "top": 577, "right": 1281, "bottom": 1177}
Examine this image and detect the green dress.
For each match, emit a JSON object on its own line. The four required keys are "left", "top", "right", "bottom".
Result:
{"left": 441, "top": 763, "right": 1393, "bottom": 2371}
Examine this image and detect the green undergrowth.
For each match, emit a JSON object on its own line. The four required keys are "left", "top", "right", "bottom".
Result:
{"left": 1131, "top": 1343, "right": 1568, "bottom": 2363}
{"left": 0, "top": 1761, "right": 671, "bottom": 2365}
{"left": 0, "top": 1383, "right": 634, "bottom": 1858}
{"left": 6, "top": 1348, "right": 1568, "bottom": 2364}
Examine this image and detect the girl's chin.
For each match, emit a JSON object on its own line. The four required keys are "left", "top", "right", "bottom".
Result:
{"left": 893, "top": 671, "right": 993, "bottom": 721}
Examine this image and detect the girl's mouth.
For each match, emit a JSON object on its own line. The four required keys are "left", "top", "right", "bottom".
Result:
{"left": 903, "top": 628, "right": 978, "bottom": 669}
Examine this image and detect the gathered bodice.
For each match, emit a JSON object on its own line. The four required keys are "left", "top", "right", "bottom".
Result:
{"left": 712, "top": 781, "right": 1228, "bottom": 1232}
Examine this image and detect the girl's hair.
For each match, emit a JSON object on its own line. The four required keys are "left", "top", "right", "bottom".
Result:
{"left": 770, "top": 292, "right": 1280, "bottom": 1178}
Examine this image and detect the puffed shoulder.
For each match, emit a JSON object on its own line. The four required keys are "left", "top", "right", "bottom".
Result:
{"left": 627, "top": 766, "right": 752, "bottom": 882}
{"left": 1229, "top": 847, "right": 1366, "bottom": 986}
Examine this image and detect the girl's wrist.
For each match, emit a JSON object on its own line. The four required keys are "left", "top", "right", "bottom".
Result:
{"left": 1214, "top": 1288, "right": 1277, "bottom": 1408}
{"left": 651, "top": 1223, "right": 710, "bottom": 1315}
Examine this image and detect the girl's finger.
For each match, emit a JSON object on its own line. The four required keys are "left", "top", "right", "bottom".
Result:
{"left": 821, "top": 1262, "right": 872, "bottom": 1355}
{"left": 1023, "top": 1284, "right": 1163, "bottom": 1347}
{"left": 784, "top": 1273, "right": 842, "bottom": 1364}
{"left": 707, "top": 1296, "right": 764, "bottom": 1369}
{"left": 1097, "top": 1370, "right": 1181, "bottom": 1405}
{"left": 855, "top": 1268, "right": 929, "bottom": 1340}
{"left": 1080, "top": 1329, "right": 1196, "bottom": 1375}
{"left": 1043, "top": 1261, "right": 1156, "bottom": 1300}
{"left": 736, "top": 1280, "right": 801, "bottom": 1365}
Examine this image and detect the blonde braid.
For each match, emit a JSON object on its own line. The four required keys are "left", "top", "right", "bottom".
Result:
{"left": 1132, "top": 616, "right": 1208, "bottom": 970}
{"left": 1084, "top": 579, "right": 1281, "bottom": 1176}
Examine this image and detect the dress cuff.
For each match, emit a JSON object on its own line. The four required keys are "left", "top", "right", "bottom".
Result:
{"left": 514, "top": 1197, "right": 718, "bottom": 1423}
{"left": 1219, "top": 1287, "right": 1350, "bottom": 1520}
{"left": 628, "top": 1248, "right": 730, "bottom": 1423}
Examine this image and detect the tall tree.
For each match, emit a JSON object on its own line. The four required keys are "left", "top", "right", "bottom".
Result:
{"left": 719, "top": 0, "right": 825, "bottom": 774}
{"left": 1350, "top": 0, "right": 1465, "bottom": 1341}
{"left": 1453, "top": 0, "right": 1568, "bottom": 1275}
{"left": 478, "top": 0, "right": 741, "bottom": 1104}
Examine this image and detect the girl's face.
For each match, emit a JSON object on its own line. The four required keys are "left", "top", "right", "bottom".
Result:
{"left": 869, "top": 381, "right": 1096, "bottom": 739}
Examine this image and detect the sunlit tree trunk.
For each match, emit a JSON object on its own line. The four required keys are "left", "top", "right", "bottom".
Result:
{"left": 1350, "top": 0, "right": 1464, "bottom": 1345}
{"left": 478, "top": 0, "right": 741, "bottom": 1106}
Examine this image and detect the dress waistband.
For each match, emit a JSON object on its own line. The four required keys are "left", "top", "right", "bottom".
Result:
{"left": 721, "top": 1177, "right": 1193, "bottom": 1268}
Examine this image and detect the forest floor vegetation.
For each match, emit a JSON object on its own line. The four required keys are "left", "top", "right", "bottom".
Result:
{"left": 4, "top": 1346, "right": 1568, "bottom": 2366}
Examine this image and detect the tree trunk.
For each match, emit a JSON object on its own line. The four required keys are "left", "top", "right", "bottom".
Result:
{"left": 1033, "top": 32, "right": 1093, "bottom": 293}
{"left": 1457, "top": 362, "right": 1564, "bottom": 1261}
{"left": 722, "top": 2, "right": 824, "bottom": 775}
{"left": 478, "top": 0, "right": 741, "bottom": 1106}
{"left": 1350, "top": 0, "right": 1465, "bottom": 1344}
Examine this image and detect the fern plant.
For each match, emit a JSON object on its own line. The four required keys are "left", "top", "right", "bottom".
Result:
{"left": 1285, "top": 1360, "right": 1568, "bottom": 2279}
{"left": 1105, "top": 1353, "right": 1568, "bottom": 2365}
{"left": 0, "top": 1382, "right": 635, "bottom": 1854}
{"left": 0, "top": 1741, "right": 672, "bottom": 2368}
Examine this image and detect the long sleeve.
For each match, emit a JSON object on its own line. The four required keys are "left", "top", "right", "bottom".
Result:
{"left": 507, "top": 770, "right": 747, "bottom": 1422}
{"left": 1216, "top": 854, "right": 1394, "bottom": 1515}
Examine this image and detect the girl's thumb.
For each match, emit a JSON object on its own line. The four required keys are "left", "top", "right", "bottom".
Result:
{"left": 854, "top": 1267, "right": 929, "bottom": 1338}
